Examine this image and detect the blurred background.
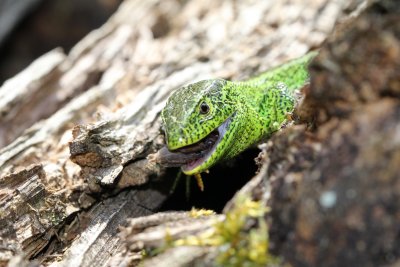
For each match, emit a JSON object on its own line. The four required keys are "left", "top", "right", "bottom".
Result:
{"left": 0, "top": 0, "right": 122, "bottom": 84}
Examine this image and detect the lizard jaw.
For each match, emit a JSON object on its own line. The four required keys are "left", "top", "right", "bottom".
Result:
{"left": 181, "top": 115, "right": 232, "bottom": 174}
{"left": 154, "top": 115, "right": 233, "bottom": 174}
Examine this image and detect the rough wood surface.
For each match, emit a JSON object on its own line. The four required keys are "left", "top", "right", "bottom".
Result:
{"left": 267, "top": 2, "right": 400, "bottom": 266}
{"left": 1, "top": 0, "right": 396, "bottom": 266}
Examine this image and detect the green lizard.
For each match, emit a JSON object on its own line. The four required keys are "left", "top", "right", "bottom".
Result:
{"left": 155, "top": 52, "right": 317, "bottom": 186}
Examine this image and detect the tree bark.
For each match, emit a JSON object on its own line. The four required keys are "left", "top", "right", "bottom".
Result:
{"left": 2, "top": 0, "right": 398, "bottom": 266}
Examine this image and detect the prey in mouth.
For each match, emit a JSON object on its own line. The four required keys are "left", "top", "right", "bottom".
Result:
{"left": 156, "top": 116, "right": 232, "bottom": 173}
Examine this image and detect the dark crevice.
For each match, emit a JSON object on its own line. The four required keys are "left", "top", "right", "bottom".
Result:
{"left": 160, "top": 148, "right": 259, "bottom": 213}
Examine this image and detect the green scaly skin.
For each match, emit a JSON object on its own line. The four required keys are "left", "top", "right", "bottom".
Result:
{"left": 161, "top": 52, "right": 317, "bottom": 175}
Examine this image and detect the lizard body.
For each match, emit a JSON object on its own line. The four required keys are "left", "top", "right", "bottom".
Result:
{"left": 158, "top": 52, "right": 317, "bottom": 176}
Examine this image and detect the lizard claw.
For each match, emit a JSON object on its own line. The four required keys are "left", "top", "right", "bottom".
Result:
{"left": 194, "top": 173, "right": 204, "bottom": 191}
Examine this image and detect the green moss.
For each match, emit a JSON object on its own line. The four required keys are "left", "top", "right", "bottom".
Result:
{"left": 174, "top": 195, "right": 279, "bottom": 266}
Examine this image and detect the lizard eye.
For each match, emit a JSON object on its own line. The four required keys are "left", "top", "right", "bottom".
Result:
{"left": 199, "top": 102, "right": 210, "bottom": 114}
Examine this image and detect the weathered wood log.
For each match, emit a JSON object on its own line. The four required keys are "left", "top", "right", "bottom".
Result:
{"left": 0, "top": 0, "right": 387, "bottom": 266}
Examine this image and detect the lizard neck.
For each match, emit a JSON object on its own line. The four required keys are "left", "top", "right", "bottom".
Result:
{"left": 229, "top": 51, "right": 317, "bottom": 134}
{"left": 243, "top": 51, "right": 317, "bottom": 94}
{"left": 223, "top": 53, "right": 316, "bottom": 153}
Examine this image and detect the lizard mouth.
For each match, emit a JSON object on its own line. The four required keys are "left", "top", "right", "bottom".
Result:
{"left": 156, "top": 116, "right": 232, "bottom": 173}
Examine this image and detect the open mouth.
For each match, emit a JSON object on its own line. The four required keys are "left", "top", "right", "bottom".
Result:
{"left": 156, "top": 116, "right": 232, "bottom": 172}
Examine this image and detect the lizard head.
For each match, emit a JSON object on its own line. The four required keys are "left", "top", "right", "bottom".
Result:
{"left": 160, "top": 78, "right": 237, "bottom": 175}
